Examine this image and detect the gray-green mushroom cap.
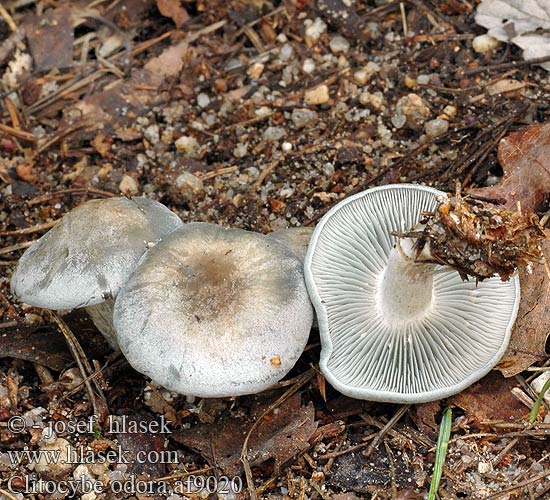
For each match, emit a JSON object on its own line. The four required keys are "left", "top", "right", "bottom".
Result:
{"left": 113, "top": 223, "right": 314, "bottom": 398}
{"left": 266, "top": 227, "right": 314, "bottom": 262}
{"left": 10, "top": 197, "right": 183, "bottom": 347}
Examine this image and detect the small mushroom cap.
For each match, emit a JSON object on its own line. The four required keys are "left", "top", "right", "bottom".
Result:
{"left": 11, "top": 197, "right": 183, "bottom": 310}
{"left": 305, "top": 184, "right": 520, "bottom": 403}
{"left": 265, "top": 227, "right": 314, "bottom": 262}
{"left": 113, "top": 222, "right": 313, "bottom": 398}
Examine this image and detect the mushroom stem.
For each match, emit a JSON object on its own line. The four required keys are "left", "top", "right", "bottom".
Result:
{"left": 378, "top": 238, "right": 436, "bottom": 322}
{"left": 85, "top": 299, "right": 119, "bottom": 350}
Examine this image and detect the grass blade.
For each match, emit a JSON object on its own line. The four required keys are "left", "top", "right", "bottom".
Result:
{"left": 530, "top": 377, "right": 550, "bottom": 423}
{"left": 428, "top": 407, "right": 452, "bottom": 500}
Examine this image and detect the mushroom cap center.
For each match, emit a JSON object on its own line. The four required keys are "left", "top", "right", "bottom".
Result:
{"left": 181, "top": 251, "right": 243, "bottom": 322}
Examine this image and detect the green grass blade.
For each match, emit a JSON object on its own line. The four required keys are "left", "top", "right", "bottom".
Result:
{"left": 530, "top": 377, "right": 550, "bottom": 423}
{"left": 428, "top": 407, "right": 452, "bottom": 500}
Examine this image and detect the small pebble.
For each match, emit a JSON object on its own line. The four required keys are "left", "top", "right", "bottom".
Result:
{"left": 442, "top": 105, "right": 457, "bottom": 119}
{"left": 359, "top": 92, "right": 382, "bottom": 111}
{"left": 329, "top": 35, "right": 350, "bottom": 54}
{"left": 33, "top": 438, "right": 75, "bottom": 477}
{"left": 304, "top": 18, "right": 327, "bottom": 45}
{"left": 279, "top": 44, "right": 294, "bottom": 61}
{"left": 143, "top": 124, "right": 160, "bottom": 144}
{"left": 248, "top": 62, "right": 264, "bottom": 79}
{"left": 175, "top": 135, "right": 200, "bottom": 157}
{"left": 119, "top": 175, "right": 139, "bottom": 195}
{"left": 394, "top": 93, "right": 431, "bottom": 130}
{"left": 424, "top": 118, "right": 449, "bottom": 138}
{"left": 282, "top": 141, "right": 292, "bottom": 152}
{"left": 233, "top": 142, "right": 248, "bottom": 158}
{"left": 391, "top": 113, "right": 407, "bottom": 129}
{"left": 197, "top": 93, "right": 210, "bottom": 108}
{"left": 255, "top": 106, "right": 272, "bottom": 118}
{"left": 174, "top": 172, "right": 204, "bottom": 201}
{"left": 472, "top": 34, "right": 501, "bottom": 53}
{"left": 416, "top": 74, "right": 430, "bottom": 85}
{"left": 263, "top": 126, "right": 287, "bottom": 142}
{"left": 478, "top": 461, "right": 492, "bottom": 474}
{"left": 404, "top": 75, "right": 416, "bottom": 88}
{"left": 305, "top": 84, "right": 330, "bottom": 105}
{"left": 302, "top": 58, "right": 316, "bottom": 74}
{"left": 291, "top": 108, "right": 319, "bottom": 129}
{"left": 353, "top": 62, "right": 380, "bottom": 85}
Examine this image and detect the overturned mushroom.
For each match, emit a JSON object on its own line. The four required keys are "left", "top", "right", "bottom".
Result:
{"left": 305, "top": 184, "right": 520, "bottom": 403}
{"left": 10, "top": 197, "right": 183, "bottom": 348}
{"left": 113, "top": 222, "right": 313, "bottom": 397}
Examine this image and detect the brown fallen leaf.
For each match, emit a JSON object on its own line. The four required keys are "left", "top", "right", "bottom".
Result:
{"left": 497, "top": 236, "right": 550, "bottom": 376}
{"left": 60, "top": 20, "right": 225, "bottom": 142}
{"left": 0, "top": 310, "right": 111, "bottom": 371}
{"left": 0, "top": 325, "right": 72, "bottom": 371}
{"left": 172, "top": 393, "right": 317, "bottom": 475}
{"left": 61, "top": 39, "right": 192, "bottom": 141}
{"left": 410, "top": 401, "right": 442, "bottom": 436}
{"left": 25, "top": 8, "right": 74, "bottom": 71}
{"left": 470, "top": 122, "right": 550, "bottom": 213}
{"left": 113, "top": 415, "right": 168, "bottom": 477}
{"left": 156, "top": 0, "right": 190, "bottom": 27}
{"left": 469, "top": 123, "right": 550, "bottom": 376}
{"left": 449, "top": 372, "right": 527, "bottom": 425}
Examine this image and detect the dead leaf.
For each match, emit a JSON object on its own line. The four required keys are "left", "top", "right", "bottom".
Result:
{"left": 476, "top": 0, "right": 550, "bottom": 71}
{"left": 470, "top": 123, "right": 550, "bottom": 213}
{"left": 143, "top": 384, "right": 177, "bottom": 423}
{"left": 25, "top": 8, "right": 74, "bottom": 71}
{"left": 449, "top": 372, "right": 527, "bottom": 424}
{"left": 469, "top": 123, "right": 550, "bottom": 375}
{"left": 114, "top": 415, "right": 168, "bottom": 477}
{"left": 410, "top": 401, "right": 442, "bottom": 435}
{"left": 156, "top": 0, "right": 190, "bottom": 27}
{"left": 172, "top": 393, "right": 317, "bottom": 475}
{"left": 61, "top": 39, "right": 191, "bottom": 141}
{"left": 0, "top": 325, "right": 72, "bottom": 371}
{"left": 498, "top": 236, "right": 550, "bottom": 376}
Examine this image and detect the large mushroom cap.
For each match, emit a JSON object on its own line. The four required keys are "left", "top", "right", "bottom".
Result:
{"left": 266, "top": 227, "right": 314, "bottom": 262}
{"left": 305, "top": 184, "right": 520, "bottom": 403}
{"left": 113, "top": 222, "right": 313, "bottom": 398}
{"left": 11, "top": 197, "right": 183, "bottom": 310}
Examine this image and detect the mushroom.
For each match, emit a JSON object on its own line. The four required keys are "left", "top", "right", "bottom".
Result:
{"left": 113, "top": 222, "right": 313, "bottom": 397}
{"left": 265, "top": 226, "right": 314, "bottom": 262}
{"left": 305, "top": 184, "right": 520, "bottom": 403}
{"left": 10, "top": 197, "right": 183, "bottom": 348}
